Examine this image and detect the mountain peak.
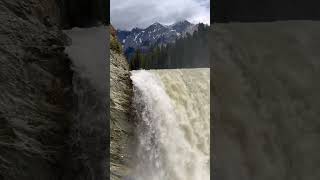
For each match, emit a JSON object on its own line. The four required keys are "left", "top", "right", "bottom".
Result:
{"left": 150, "top": 22, "right": 164, "bottom": 27}
{"left": 173, "top": 20, "right": 192, "bottom": 25}
{"left": 146, "top": 22, "right": 165, "bottom": 30}
{"left": 170, "top": 20, "right": 193, "bottom": 33}
{"left": 132, "top": 27, "right": 142, "bottom": 30}
{"left": 131, "top": 27, "right": 143, "bottom": 32}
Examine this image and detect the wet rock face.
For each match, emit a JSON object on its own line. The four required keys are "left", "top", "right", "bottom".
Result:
{"left": 110, "top": 49, "right": 134, "bottom": 180}
{"left": 1, "top": 0, "right": 109, "bottom": 179}
{"left": 0, "top": 0, "right": 73, "bottom": 179}
{"left": 0, "top": 0, "right": 62, "bottom": 26}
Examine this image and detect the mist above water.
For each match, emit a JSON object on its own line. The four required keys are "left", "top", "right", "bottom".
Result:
{"left": 63, "top": 26, "right": 108, "bottom": 179}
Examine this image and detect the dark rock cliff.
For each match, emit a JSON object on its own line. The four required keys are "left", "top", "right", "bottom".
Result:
{"left": 57, "top": 0, "right": 109, "bottom": 28}
{"left": 0, "top": 0, "right": 108, "bottom": 179}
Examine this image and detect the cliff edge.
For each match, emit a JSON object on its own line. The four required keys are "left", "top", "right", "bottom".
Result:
{"left": 110, "top": 26, "right": 135, "bottom": 180}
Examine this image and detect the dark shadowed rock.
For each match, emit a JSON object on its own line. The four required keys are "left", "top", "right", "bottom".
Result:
{"left": 0, "top": 0, "right": 109, "bottom": 179}
{"left": 0, "top": 0, "right": 73, "bottom": 179}
{"left": 213, "top": 0, "right": 320, "bottom": 22}
{"left": 57, "top": 0, "right": 109, "bottom": 28}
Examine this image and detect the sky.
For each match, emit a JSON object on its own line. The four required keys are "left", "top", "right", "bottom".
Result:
{"left": 111, "top": 0, "right": 210, "bottom": 30}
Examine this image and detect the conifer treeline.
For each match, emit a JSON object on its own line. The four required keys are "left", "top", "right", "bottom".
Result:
{"left": 130, "top": 23, "right": 210, "bottom": 70}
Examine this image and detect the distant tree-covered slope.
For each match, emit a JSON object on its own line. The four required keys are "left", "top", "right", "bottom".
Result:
{"left": 130, "top": 23, "right": 210, "bottom": 70}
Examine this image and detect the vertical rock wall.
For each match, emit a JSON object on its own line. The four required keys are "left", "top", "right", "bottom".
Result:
{"left": 110, "top": 33, "right": 135, "bottom": 179}
{"left": 0, "top": 0, "right": 109, "bottom": 179}
{"left": 0, "top": 0, "right": 73, "bottom": 179}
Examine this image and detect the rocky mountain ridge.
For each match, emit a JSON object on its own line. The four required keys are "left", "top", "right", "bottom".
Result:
{"left": 116, "top": 20, "right": 199, "bottom": 58}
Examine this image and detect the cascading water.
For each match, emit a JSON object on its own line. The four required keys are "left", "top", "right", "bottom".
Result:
{"left": 130, "top": 68, "right": 210, "bottom": 180}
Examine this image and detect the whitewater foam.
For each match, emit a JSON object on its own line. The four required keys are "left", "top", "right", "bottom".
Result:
{"left": 130, "top": 68, "right": 210, "bottom": 180}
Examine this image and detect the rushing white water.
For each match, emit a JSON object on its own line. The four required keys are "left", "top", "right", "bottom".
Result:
{"left": 130, "top": 68, "right": 210, "bottom": 180}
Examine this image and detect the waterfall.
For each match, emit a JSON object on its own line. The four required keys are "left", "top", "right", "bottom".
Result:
{"left": 130, "top": 68, "right": 210, "bottom": 180}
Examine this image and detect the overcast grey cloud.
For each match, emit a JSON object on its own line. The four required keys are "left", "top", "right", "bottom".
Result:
{"left": 111, "top": 0, "right": 210, "bottom": 30}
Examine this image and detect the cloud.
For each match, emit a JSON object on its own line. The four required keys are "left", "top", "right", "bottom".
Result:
{"left": 111, "top": 0, "right": 210, "bottom": 30}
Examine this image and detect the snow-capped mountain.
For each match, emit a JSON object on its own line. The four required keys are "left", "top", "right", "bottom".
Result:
{"left": 116, "top": 20, "right": 199, "bottom": 57}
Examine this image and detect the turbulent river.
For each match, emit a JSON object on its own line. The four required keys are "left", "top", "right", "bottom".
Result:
{"left": 130, "top": 68, "right": 210, "bottom": 180}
